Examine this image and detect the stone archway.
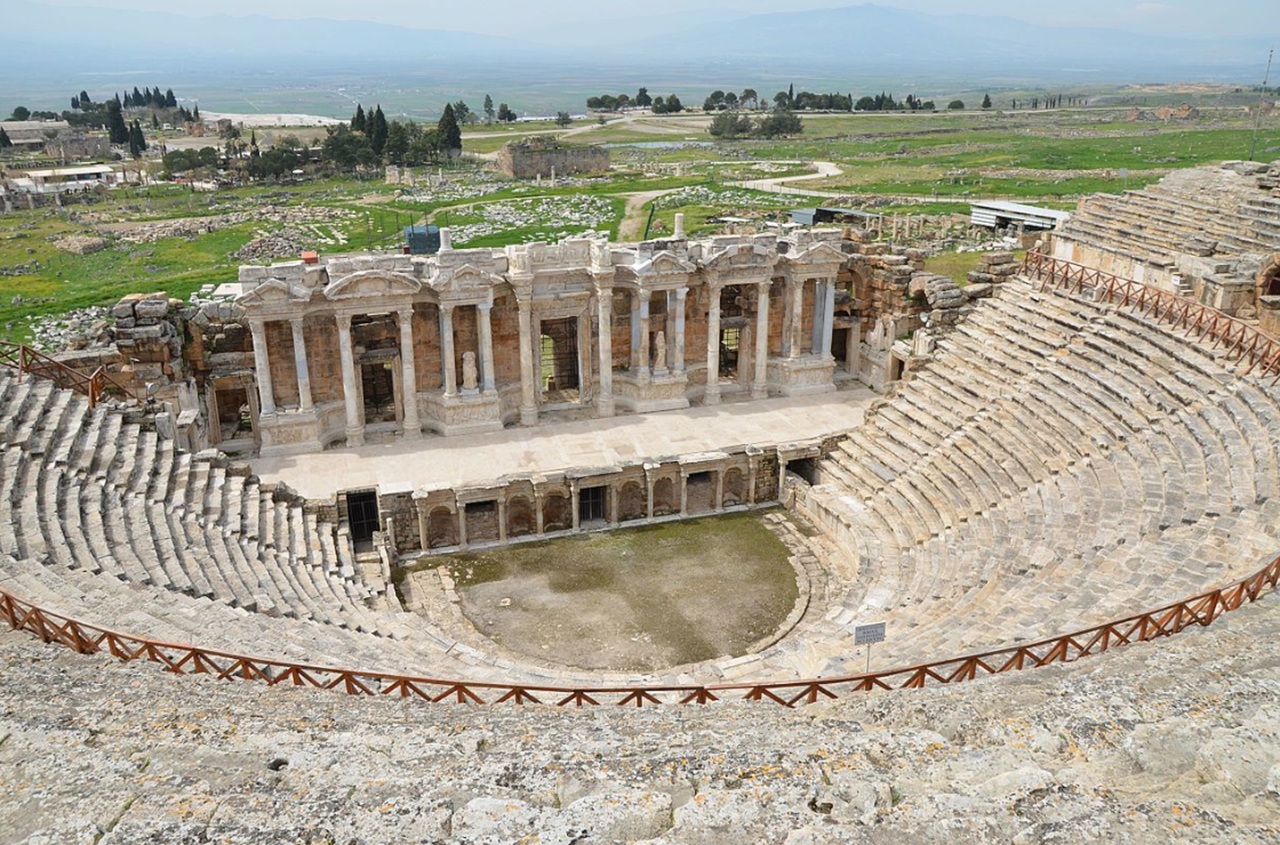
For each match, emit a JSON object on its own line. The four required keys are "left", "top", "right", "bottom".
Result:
{"left": 618, "top": 481, "right": 646, "bottom": 521}
{"left": 506, "top": 496, "right": 536, "bottom": 538}
{"left": 723, "top": 468, "right": 747, "bottom": 507}
{"left": 1257, "top": 254, "right": 1280, "bottom": 336}
{"left": 542, "top": 493, "right": 572, "bottom": 532}
{"left": 427, "top": 507, "right": 457, "bottom": 549}
{"left": 1259, "top": 254, "right": 1280, "bottom": 300}
{"left": 652, "top": 477, "right": 676, "bottom": 516}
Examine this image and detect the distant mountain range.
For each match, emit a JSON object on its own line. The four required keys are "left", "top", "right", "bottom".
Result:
{"left": 1, "top": 2, "right": 1271, "bottom": 113}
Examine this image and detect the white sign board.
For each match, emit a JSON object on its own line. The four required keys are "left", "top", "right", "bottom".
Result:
{"left": 854, "top": 622, "right": 886, "bottom": 646}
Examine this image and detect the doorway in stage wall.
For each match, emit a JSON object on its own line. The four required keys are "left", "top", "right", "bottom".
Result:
{"left": 360, "top": 359, "right": 397, "bottom": 424}
{"left": 346, "top": 489, "right": 380, "bottom": 553}
{"left": 540, "top": 317, "right": 580, "bottom": 405}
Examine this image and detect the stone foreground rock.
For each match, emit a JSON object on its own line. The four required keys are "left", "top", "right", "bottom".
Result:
{"left": 1, "top": 595, "right": 1276, "bottom": 844}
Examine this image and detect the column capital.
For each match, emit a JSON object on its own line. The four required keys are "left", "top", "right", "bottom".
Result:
{"left": 335, "top": 311, "right": 353, "bottom": 330}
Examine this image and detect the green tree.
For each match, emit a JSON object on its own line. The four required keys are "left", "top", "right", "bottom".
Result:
{"left": 351, "top": 104, "right": 366, "bottom": 133}
{"left": 708, "top": 110, "right": 753, "bottom": 139}
{"left": 635, "top": 87, "right": 652, "bottom": 107}
{"left": 452, "top": 100, "right": 474, "bottom": 124}
{"left": 78, "top": 90, "right": 91, "bottom": 107}
{"left": 9, "top": 106, "right": 30, "bottom": 121}
{"left": 321, "top": 124, "right": 375, "bottom": 172}
{"left": 407, "top": 127, "right": 442, "bottom": 165}
{"left": 0, "top": 127, "right": 11, "bottom": 148}
{"left": 741, "top": 88, "right": 758, "bottom": 109}
{"left": 383, "top": 120, "right": 410, "bottom": 165}
{"left": 106, "top": 99, "right": 129, "bottom": 144}
{"left": 555, "top": 111, "right": 572, "bottom": 127}
{"left": 496, "top": 103, "right": 516, "bottom": 123}
{"left": 755, "top": 110, "right": 803, "bottom": 138}
{"left": 947, "top": 99, "right": 965, "bottom": 110}
{"left": 483, "top": 94, "right": 495, "bottom": 124}
{"left": 437, "top": 103, "right": 462, "bottom": 156}
{"left": 152, "top": 113, "right": 160, "bottom": 129}
{"left": 127, "top": 119, "right": 147, "bottom": 157}
{"left": 981, "top": 92, "right": 992, "bottom": 109}
{"left": 369, "top": 104, "right": 389, "bottom": 155}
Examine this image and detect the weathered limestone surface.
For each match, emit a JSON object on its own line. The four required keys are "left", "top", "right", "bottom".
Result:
{"left": 0, "top": 595, "right": 1275, "bottom": 843}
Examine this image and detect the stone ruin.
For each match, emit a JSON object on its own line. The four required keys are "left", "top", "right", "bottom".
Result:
{"left": 1052, "top": 159, "right": 1280, "bottom": 334}
{"left": 495, "top": 136, "right": 610, "bottom": 180}
{"left": 1, "top": 160, "right": 1279, "bottom": 841}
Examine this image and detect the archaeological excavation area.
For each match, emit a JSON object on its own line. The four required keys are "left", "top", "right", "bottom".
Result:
{"left": 0, "top": 160, "right": 1277, "bottom": 702}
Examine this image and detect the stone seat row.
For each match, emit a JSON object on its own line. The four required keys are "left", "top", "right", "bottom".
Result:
{"left": 800, "top": 277, "right": 1280, "bottom": 671}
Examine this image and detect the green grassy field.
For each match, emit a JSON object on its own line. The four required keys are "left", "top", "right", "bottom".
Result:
{"left": 1, "top": 97, "right": 1275, "bottom": 345}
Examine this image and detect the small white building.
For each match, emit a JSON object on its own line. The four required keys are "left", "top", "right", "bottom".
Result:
{"left": 969, "top": 200, "right": 1070, "bottom": 231}
{"left": 14, "top": 164, "right": 121, "bottom": 194}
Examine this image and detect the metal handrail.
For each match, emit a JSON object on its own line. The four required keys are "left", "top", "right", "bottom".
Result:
{"left": 1020, "top": 252, "right": 1280, "bottom": 385}
{"left": 3, "top": 553, "right": 1276, "bottom": 707}
{"left": 0, "top": 341, "right": 131, "bottom": 407}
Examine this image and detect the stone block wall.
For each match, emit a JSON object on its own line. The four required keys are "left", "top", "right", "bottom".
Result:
{"left": 495, "top": 141, "right": 610, "bottom": 180}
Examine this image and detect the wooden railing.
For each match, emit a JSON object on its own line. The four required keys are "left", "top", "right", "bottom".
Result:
{"left": 3, "top": 552, "right": 1276, "bottom": 707}
{"left": 1021, "top": 252, "right": 1280, "bottom": 385}
{"left": 0, "top": 341, "right": 130, "bottom": 408}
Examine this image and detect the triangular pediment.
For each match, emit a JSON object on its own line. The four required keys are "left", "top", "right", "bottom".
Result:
{"left": 325, "top": 270, "right": 422, "bottom": 301}
{"left": 430, "top": 263, "right": 505, "bottom": 294}
{"left": 784, "top": 240, "right": 847, "bottom": 267}
{"left": 236, "top": 278, "right": 312, "bottom": 308}
{"left": 634, "top": 250, "right": 696, "bottom": 278}
{"left": 702, "top": 242, "right": 776, "bottom": 274}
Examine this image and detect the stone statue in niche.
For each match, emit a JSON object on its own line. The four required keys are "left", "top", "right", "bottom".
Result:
{"left": 866, "top": 317, "right": 885, "bottom": 351}
{"left": 652, "top": 330, "right": 667, "bottom": 372}
{"left": 462, "top": 351, "right": 478, "bottom": 391}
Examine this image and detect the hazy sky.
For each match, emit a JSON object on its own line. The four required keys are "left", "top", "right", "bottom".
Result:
{"left": 25, "top": 0, "right": 1277, "bottom": 39}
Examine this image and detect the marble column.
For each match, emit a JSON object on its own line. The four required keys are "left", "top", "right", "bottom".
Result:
{"left": 289, "top": 318, "right": 312, "bottom": 412}
{"left": 811, "top": 281, "right": 827, "bottom": 356}
{"left": 788, "top": 277, "right": 805, "bottom": 358}
{"left": 595, "top": 290, "right": 614, "bottom": 416}
{"left": 637, "top": 293, "right": 651, "bottom": 379}
{"left": 752, "top": 281, "right": 770, "bottom": 399}
{"left": 249, "top": 319, "right": 275, "bottom": 416}
{"left": 704, "top": 284, "right": 721, "bottom": 405}
{"left": 396, "top": 307, "right": 421, "bottom": 439}
{"left": 335, "top": 313, "right": 363, "bottom": 447}
{"left": 517, "top": 297, "right": 537, "bottom": 425}
{"left": 630, "top": 291, "right": 642, "bottom": 370}
{"left": 673, "top": 288, "right": 687, "bottom": 372}
{"left": 821, "top": 280, "right": 836, "bottom": 358}
{"left": 439, "top": 304, "right": 457, "bottom": 396}
{"left": 477, "top": 300, "right": 496, "bottom": 393}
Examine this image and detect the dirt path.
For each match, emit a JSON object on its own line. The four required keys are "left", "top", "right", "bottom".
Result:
{"left": 731, "top": 160, "right": 847, "bottom": 198}
{"left": 617, "top": 188, "right": 683, "bottom": 240}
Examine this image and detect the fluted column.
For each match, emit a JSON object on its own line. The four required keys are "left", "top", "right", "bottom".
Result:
{"left": 477, "top": 300, "right": 496, "bottom": 393}
{"left": 517, "top": 296, "right": 537, "bottom": 425}
{"left": 335, "top": 313, "right": 363, "bottom": 446}
{"left": 752, "top": 281, "right": 770, "bottom": 399}
{"left": 596, "top": 289, "right": 614, "bottom": 416}
{"left": 397, "top": 307, "right": 421, "bottom": 439}
{"left": 249, "top": 319, "right": 276, "bottom": 416}
{"left": 439, "top": 304, "right": 457, "bottom": 396}
{"left": 705, "top": 284, "right": 721, "bottom": 405}
{"left": 673, "top": 287, "right": 687, "bottom": 372}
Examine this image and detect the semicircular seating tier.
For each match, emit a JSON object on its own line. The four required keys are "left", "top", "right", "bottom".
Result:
{"left": 1, "top": 274, "right": 1278, "bottom": 687}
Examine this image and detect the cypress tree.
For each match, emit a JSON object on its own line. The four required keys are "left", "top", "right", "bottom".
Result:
{"left": 106, "top": 99, "right": 130, "bottom": 144}
{"left": 352, "top": 104, "right": 366, "bottom": 133}
{"left": 437, "top": 103, "right": 462, "bottom": 156}
{"left": 370, "top": 105, "right": 388, "bottom": 155}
